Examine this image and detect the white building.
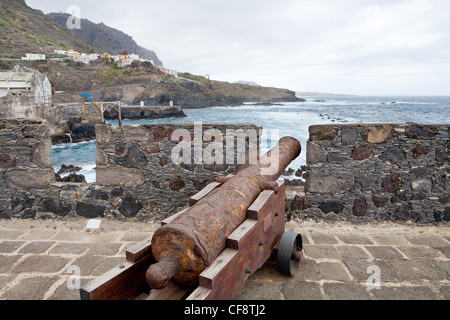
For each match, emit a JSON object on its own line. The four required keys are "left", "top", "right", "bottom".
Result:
{"left": 0, "top": 66, "right": 52, "bottom": 119}
{"left": 21, "top": 53, "right": 46, "bottom": 61}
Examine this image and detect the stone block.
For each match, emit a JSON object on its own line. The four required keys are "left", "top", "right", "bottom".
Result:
{"left": 96, "top": 168, "right": 145, "bottom": 187}
{"left": 75, "top": 201, "right": 106, "bottom": 219}
{"left": 411, "top": 179, "right": 432, "bottom": 193}
{"left": 22, "top": 122, "right": 50, "bottom": 139}
{"left": 306, "top": 141, "right": 326, "bottom": 165}
{"left": 405, "top": 123, "right": 435, "bottom": 140}
{"left": 18, "top": 241, "right": 55, "bottom": 254}
{"left": 352, "top": 198, "right": 368, "bottom": 216}
{"left": 95, "top": 124, "right": 112, "bottom": 144}
{"left": 122, "top": 125, "right": 151, "bottom": 143}
{"left": 309, "top": 125, "right": 337, "bottom": 141}
{"left": 5, "top": 169, "right": 54, "bottom": 189}
{"left": 31, "top": 140, "right": 52, "bottom": 169}
{"left": 381, "top": 173, "right": 402, "bottom": 193}
{"left": 0, "top": 153, "right": 17, "bottom": 169}
{"left": 1, "top": 276, "right": 60, "bottom": 300}
{"left": 282, "top": 281, "right": 324, "bottom": 300}
{"left": 118, "top": 195, "right": 143, "bottom": 217}
{"left": 380, "top": 146, "right": 405, "bottom": 163}
{"left": 115, "top": 143, "right": 148, "bottom": 169}
{"left": 323, "top": 283, "right": 372, "bottom": 300}
{"left": 371, "top": 286, "right": 437, "bottom": 300}
{"left": 367, "top": 124, "right": 394, "bottom": 143}
{"left": 316, "top": 262, "right": 352, "bottom": 281}
{"left": 306, "top": 171, "right": 355, "bottom": 194}
{"left": 364, "top": 246, "right": 404, "bottom": 259}
{"left": 11, "top": 256, "right": 71, "bottom": 273}
{"left": 350, "top": 145, "right": 372, "bottom": 161}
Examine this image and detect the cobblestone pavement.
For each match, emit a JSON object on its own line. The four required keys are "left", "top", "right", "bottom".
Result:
{"left": 0, "top": 218, "right": 449, "bottom": 300}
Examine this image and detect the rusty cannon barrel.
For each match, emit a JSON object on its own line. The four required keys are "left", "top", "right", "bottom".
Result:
{"left": 146, "top": 136, "right": 301, "bottom": 289}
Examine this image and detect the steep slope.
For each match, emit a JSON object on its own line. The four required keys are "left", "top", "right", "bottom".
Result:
{"left": 46, "top": 13, "right": 163, "bottom": 67}
{"left": 0, "top": 0, "right": 92, "bottom": 58}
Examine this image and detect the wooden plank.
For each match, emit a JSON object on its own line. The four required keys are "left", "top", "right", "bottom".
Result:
{"left": 80, "top": 254, "right": 154, "bottom": 300}
{"left": 126, "top": 235, "right": 153, "bottom": 263}
{"left": 161, "top": 208, "right": 188, "bottom": 226}
{"left": 199, "top": 248, "right": 238, "bottom": 290}
{"left": 186, "top": 287, "right": 212, "bottom": 301}
{"left": 247, "top": 180, "right": 284, "bottom": 221}
{"left": 147, "top": 280, "right": 192, "bottom": 300}
{"left": 226, "top": 220, "right": 258, "bottom": 250}
{"left": 189, "top": 182, "right": 221, "bottom": 206}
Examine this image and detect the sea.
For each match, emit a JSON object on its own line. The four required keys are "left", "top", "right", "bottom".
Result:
{"left": 52, "top": 95, "right": 450, "bottom": 183}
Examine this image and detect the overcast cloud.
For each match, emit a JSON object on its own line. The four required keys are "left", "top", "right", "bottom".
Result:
{"left": 26, "top": 0, "right": 450, "bottom": 95}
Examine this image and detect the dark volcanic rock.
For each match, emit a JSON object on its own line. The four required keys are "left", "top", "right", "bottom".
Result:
{"left": 290, "top": 196, "right": 311, "bottom": 211}
{"left": 352, "top": 198, "right": 368, "bottom": 217}
{"left": 381, "top": 174, "right": 402, "bottom": 193}
{"left": 76, "top": 202, "right": 105, "bottom": 218}
{"left": 350, "top": 145, "right": 372, "bottom": 161}
{"left": 380, "top": 146, "right": 405, "bottom": 163}
{"left": 40, "top": 198, "right": 71, "bottom": 216}
{"left": 405, "top": 123, "right": 435, "bottom": 140}
{"left": 0, "top": 153, "right": 17, "bottom": 169}
{"left": 118, "top": 195, "right": 143, "bottom": 217}
{"left": 115, "top": 144, "right": 148, "bottom": 169}
{"left": 319, "top": 201, "right": 344, "bottom": 214}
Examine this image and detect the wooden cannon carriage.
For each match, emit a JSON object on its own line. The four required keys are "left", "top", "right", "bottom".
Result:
{"left": 80, "top": 137, "right": 304, "bottom": 300}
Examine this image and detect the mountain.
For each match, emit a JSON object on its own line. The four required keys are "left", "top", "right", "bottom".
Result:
{"left": 0, "top": 0, "right": 92, "bottom": 58}
{"left": 46, "top": 13, "right": 163, "bottom": 67}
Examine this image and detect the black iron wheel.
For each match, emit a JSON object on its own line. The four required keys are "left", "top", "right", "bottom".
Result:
{"left": 277, "top": 231, "right": 303, "bottom": 276}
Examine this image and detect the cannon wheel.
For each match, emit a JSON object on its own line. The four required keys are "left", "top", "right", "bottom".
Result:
{"left": 277, "top": 231, "right": 303, "bottom": 276}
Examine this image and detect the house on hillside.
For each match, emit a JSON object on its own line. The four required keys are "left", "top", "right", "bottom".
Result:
{"left": 21, "top": 53, "right": 46, "bottom": 61}
{"left": 0, "top": 66, "right": 52, "bottom": 119}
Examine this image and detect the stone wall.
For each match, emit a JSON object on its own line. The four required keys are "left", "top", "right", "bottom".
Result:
{"left": 290, "top": 123, "right": 449, "bottom": 224}
{"left": 94, "top": 123, "right": 261, "bottom": 218}
{"left": 0, "top": 120, "right": 261, "bottom": 221}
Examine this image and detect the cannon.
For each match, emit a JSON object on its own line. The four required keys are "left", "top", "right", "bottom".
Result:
{"left": 81, "top": 136, "right": 304, "bottom": 300}
{"left": 146, "top": 136, "right": 301, "bottom": 289}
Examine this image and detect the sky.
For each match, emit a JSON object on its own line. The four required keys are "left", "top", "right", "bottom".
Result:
{"left": 26, "top": 0, "right": 450, "bottom": 95}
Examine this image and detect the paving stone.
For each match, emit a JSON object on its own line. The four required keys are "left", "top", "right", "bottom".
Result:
{"left": 47, "top": 277, "right": 92, "bottom": 300}
{"left": 92, "top": 257, "right": 125, "bottom": 276}
{"left": 1, "top": 276, "right": 60, "bottom": 300}
{"left": 49, "top": 243, "right": 91, "bottom": 255}
{"left": 0, "top": 255, "right": 23, "bottom": 273}
{"left": 371, "top": 286, "right": 438, "bottom": 300}
{"left": 52, "top": 231, "right": 90, "bottom": 242}
{"left": 85, "top": 243, "right": 122, "bottom": 256}
{"left": 389, "top": 260, "right": 447, "bottom": 282}
{"left": 316, "top": 262, "right": 352, "bottom": 281}
{"left": 11, "top": 256, "right": 71, "bottom": 273}
{"left": 397, "top": 246, "right": 442, "bottom": 259}
{"left": 85, "top": 232, "right": 124, "bottom": 243}
{"left": 282, "top": 281, "right": 324, "bottom": 300}
{"left": 338, "top": 235, "right": 374, "bottom": 245}
{"left": 323, "top": 283, "right": 373, "bottom": 300}
{"left": 364, "top": 246, "right": 404, "bottom": 260}
{"left": 343, "top": 259, "right": 402, "bottom": 282}
{"left": 20, "top": 230, "right": 58, "bottom": 240}
{"left": 287, "top": 258, "right": 322, "bottom": 281}
{"left": 0, "top": 230, "right": 26, "bottom": 240}
{"left": 404, "top": 236, "right": 449, "bottom": 247}
{"left": 0, "top": 241, "right": 25, "bottom": 253}
{"left": 237, "top": 280, "right": 284, "bottom": 300}
{"left": 439, "top": 286, "right": 450, "bottom": 299}
{"left": 0, "top": 275, "right": 17, "bottom": 291}
{"left": 18, "top": 241, "right": 55, "bottom": 254}
{"left": 70, "top": 255, "right": 105, "bottom": 276}
{"left": 436, "top": 261, "right": 450, "bottom": 276}
{"left": 336, "top": 246, "right": 370, "bottom": 259}
{"left": 303, "top": 244, "right": 341, "bottom": 259}
{"left": 434, "top": 246, "right": 450, "bottom": 259}
{"left": 245, "top": 261, "right": 289, "bottom": 283}
{"left": 310, "top": 234, "right": 338, "bottom": 244}
{"left": 371, "top": 236, "right": 409, "bottom": 246}
{"left": 120, "top": 232, "right": 152, "bottom": 242}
